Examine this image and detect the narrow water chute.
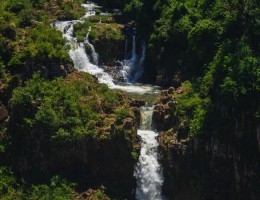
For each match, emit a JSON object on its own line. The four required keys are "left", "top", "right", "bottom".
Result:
{"left": 134, "top": 106, "right": 164, "bottom": 200}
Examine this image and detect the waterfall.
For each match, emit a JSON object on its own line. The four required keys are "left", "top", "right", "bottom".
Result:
{"left": 84, "top": 26, "right": 99, "bottom": 65}
{"left": 53, "top": 6, "right": 115, "bottom": 88}
{"left": 132, "top": 36, "right": 137, "bottom": 60}
{"left": 139, "top": 41, "right": 146, "bottom": 69}
{"left": 121, "top": 37, "right": 146, "bottom": 83}
{"left": 53, "top": 3, "right": 157, "bottom": 94}
{"left": 134, "top": 106, "right": 164, "bottom": 200}
{"left": 52, "top": 3, "right": 164, "bottom": 199}
{"left": 133, "top": 41, "right": 146, "bottom": 82}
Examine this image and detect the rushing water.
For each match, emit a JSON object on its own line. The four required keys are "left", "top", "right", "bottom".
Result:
{"left": 134, "top": 107, "right": 164, "bottom": 200}
{"left": 52, "top": 3, "right": 163, "bottom": 199}
{"left": 84, "top": 26, "right": 99, "bottom": 65}
{"left": 121, "top": 36, "right": 146, "bottom": 83}
{"left": 53, "top": 3, "right": 158, "bottom": 94}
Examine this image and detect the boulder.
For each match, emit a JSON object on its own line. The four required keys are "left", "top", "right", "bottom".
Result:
{"left": 168, "top": 87, "right": 175, "bottom": 95}
{"left": 129, "top": 99, "right": 146, "bottom": 107}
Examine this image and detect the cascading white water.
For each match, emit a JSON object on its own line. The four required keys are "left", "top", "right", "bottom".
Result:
{"left": 84, "top": 26, "right": 99, "bottom": 65}
{"left": 53, "top": 3, "right": 158, "bottom": 94}
{"left": 121, "top": 36, "right": 146, "bottom": 83}
{"left": 139, "top": 41, "right": 146, "bottom": 69}
{"left": 53, "top": 4, "right": 115, "bottom": 87}
{"left": 134, "top": 41, "right": 146, "bottom": 82}
{"left": 134, "top": 106, "right": 164, "bottom": 200}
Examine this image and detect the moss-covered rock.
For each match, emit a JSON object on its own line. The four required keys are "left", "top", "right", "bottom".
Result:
{"left": 74, "top": 15, "right": 125, "bottom": 65}
{"left": 7, "top": 71, "right": 141, "bottom": 198}
{"left": 91, "top": 22, "right": 125, "bottom": 65}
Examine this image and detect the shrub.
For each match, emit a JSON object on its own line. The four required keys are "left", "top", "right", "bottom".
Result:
{"left": 174, "top": 81, "right": 210, "bottom": 136}
{"left": 116, "top": 107, "right": 130, "bottom": 124}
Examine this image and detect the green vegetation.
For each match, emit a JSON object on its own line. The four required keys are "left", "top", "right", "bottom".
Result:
{"left": 10, "top": 73, "right": 100, "bottom": 141}
{"left": 8, "top": 23, "right": 71, "bottom": 77}
{"left": 0, "top": 0, "right": 87, "bottom": 81}
{"left": 9, "top": 72, "right": 134, "bottom": 156}
{"left": 122, "top": 0, "right": 259, "bottom": 91}
{"left": 0, "top": 0, "right": 258, "bottom": 199}
{"left": 0, "top": 166, "right": 75, "bottom": 200}
{"left": 2, "top": 71, "right": 135, "bottom": 198}
{"left": 116, "top": 107, "right": 130, "bottom": 124}
{"left": 122, "top": 0, "right": 259, "bottom": 138}
{"left": 174, "top": 82, "right": 210, "bottom": 137}
{"left": 74, "top": 15, "right": 120, "bottom": 42}
{"left": 122, "top": 1, "right": 259, "bottom": 199}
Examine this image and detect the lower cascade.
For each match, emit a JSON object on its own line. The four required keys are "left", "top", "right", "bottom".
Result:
{"left": 134, "top": 106, "right": 164, "bottom": 200}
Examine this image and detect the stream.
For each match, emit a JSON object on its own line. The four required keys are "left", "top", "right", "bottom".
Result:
{"left": 52, "top": 3, "right": 163, "bottom": 199}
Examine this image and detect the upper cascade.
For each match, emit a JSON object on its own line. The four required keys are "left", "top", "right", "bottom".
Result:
{"left": 53, "top": 3, "right": 158, "bottom": 94}
{"left": 121, "top": 36, "right": 146, "bottom": 83}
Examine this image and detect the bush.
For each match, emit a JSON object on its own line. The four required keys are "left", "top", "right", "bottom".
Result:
{"left": 0, "top": 167, "right": 75, "bottom": 200}
{"left": 29, "top": 176, "right": 75, "bottom": 200}
{"left": 116, "top": 107, "right": 130, "bottom": 124}
{"left": 174, "top": 81, "right": 210, "bottom": 136}
{"left": 6, "top": 0, "right": 29, "bottom": 13}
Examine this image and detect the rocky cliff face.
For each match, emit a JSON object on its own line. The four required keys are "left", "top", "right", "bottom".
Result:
{"left": 153, "top": 87, "right": 259, "bottom": 200}
{"left": 91, "top": 22, "right": 125, "bottom": 65}
{"left": 6, "top": 72, "right": 143, "bottom": 199}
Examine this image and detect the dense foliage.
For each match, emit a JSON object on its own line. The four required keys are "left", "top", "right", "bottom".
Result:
{"left": 9, "top": 72, "right": 128, "bottom": 142}
{"left": 0, "top": 0, "right": 86, "bottom": 81}
{"left": 0, "top": 167, "right": 75, "bottom": 200}
{"left": 0, "top": 0, "right": 259, "bottom": 199}
{"left": 122, "top": 0, "right": 259, "bottom": 136}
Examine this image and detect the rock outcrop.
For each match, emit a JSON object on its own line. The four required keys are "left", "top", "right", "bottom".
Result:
{"left": 152, "top": 87, "right": 175, "bottom": 131}
{"left": 154, "top": 86, "right": 259, "bottom": 200}
{"left": 7, "top": 72, "right": 142, "bottom": 199}
{"left": 90, "top": 22, "right": 125, "bottom": 66}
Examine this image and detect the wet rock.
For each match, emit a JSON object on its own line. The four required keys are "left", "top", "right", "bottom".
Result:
{"left": 123, "top": 118, "right": 134, "bottom": 130}
{"left": 132, "top": 107, "right": 141, "bottom": 127}
{"left": 168, "top": 87, "right": 175, "bottom": 95}
{"left": 157, "top": 95, "right": 171, "bottom": 104}
{"left": 129, "top": 99, "right": 146, "bottom": 107}
{"left": 101, "top": 64, "right": 125, "bottom": 83}
{"left": 152, "top": 110, "right": 164, "bottom": 131}
{"left": 161, "top": 89, "right": 168, "bottom": 96}
{"left": 167, "top": 100, "right": 175, "bottom": 109}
